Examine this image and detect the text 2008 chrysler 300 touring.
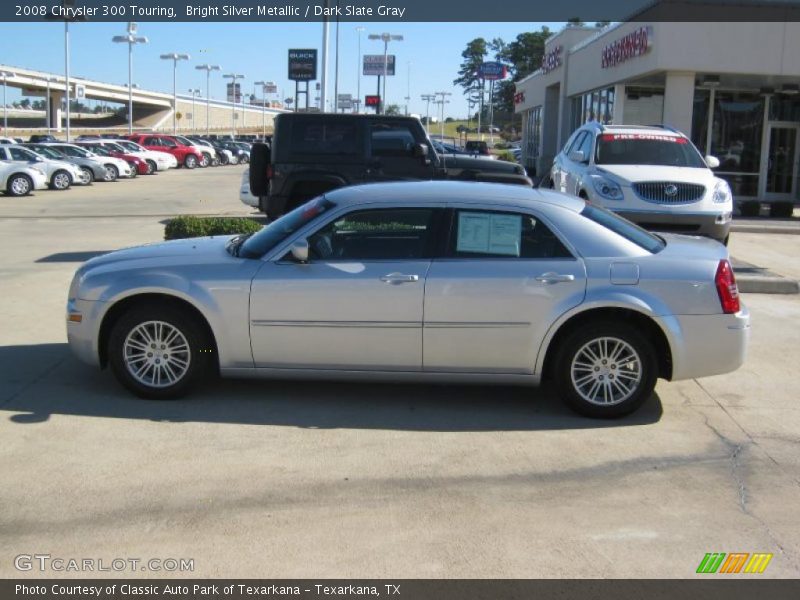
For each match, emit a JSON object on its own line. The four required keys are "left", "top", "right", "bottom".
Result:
{"left": 66, "top": 181, "right": 749, "bottom": 418}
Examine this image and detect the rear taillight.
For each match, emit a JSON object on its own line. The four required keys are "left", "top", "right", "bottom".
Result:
{"left": 715, "top": 259, "right": 740, "bottom": 314}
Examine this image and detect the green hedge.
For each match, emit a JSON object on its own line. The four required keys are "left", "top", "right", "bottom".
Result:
{"left": 164, "top": 216, "right": 263, "bottom": 240}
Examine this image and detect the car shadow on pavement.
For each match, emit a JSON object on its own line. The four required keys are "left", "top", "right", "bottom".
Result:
{"left": 0, "top": 343, "right": 663, "bottom": 431}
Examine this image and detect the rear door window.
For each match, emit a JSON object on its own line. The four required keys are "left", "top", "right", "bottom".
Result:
{"left": 290, "top": 119, "right": 360, "bottom": 156}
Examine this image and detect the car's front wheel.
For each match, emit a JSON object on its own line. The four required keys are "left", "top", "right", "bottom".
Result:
{"left": 79, "top": 167, "right": 94, "bottom": 184}
{"left": 199, "top": 153, "right": 211, "bottom": 168}
{"left": 50, "top": 170, "right": 72, "bottom": 190}
{"left": 6, "top": 173, "right": 33, "bottom": 196}
{"left": 145, "top": 160, "right": 157, "bottom": 175}
{"left": 553, "top": 321, "right": 657, "bottom": 418}
{"left": 103, "top": 164, "right": 119, "bottom": 182}
{"left": 127, "top": 162, "right": 139, "bottom": 177}
{"left": 108, "top": 305, "right": 213, "bottom": 399}
{"left": 184, "top": 154, "right": 198, "bottom": 169}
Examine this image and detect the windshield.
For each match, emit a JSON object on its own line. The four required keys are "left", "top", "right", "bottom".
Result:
{"left": 85, "top": 145, "right": 111, "bottom": 156}
{"left": 57, "top": 145, "right": 92, "bottom": 158}
{"left": 30, "top": 146, "right": 64, "bottom": 159}
{"left": 580, "top": 204, "right": 665, "bottom": 254}
{"left": 106, "top": 142, "right": 126, "bottom": 153}
{"left": 116, "top": 141, "right": 142, "bottom": 152}
{"left": 174, "top": 136, "right": 193, "bottom": 146}
{"left": 240, "top": 197, "right": 334, "bottom": 259}
{"left": 595, "top": 133, "right": 706, "bottom": 167}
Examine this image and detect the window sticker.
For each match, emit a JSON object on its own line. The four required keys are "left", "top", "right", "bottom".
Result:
{"left": 601, "top": 133, "right": 687, "bottom": 143}
{"left": 457, "top": 212, "right": 522, "bottom": 256}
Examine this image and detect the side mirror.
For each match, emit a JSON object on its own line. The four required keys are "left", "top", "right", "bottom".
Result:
{"left": 568, "top": 150, "right": 587, "bottom": 163}
{"left": 705, "top": 155, "right": 720, "bottom": 169}
{"left": 290, "top": 239, "right": 309, "bottom": 263}
{"left": 413, "top": 143, "right": 428, "bottom": 158}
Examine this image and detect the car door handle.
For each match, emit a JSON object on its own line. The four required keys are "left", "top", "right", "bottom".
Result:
{"left": 380, "top": 273, "right": 419, "bottom": 284}
{"left": 535, "top": 272, "right": 575, "bottom": 284}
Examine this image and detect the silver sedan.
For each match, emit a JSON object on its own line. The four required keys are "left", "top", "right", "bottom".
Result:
{"left": 66, "top": 181, "right": 749, "bottom": 418}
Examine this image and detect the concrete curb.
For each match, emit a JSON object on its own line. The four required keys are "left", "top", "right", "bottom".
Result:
{"left": 732, "top": 225, "right": 800, "bottom": 235}
{"left": 737, "top": 275, "right": 800, "bottom": 294}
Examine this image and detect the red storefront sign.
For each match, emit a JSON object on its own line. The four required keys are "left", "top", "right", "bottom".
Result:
{"left": 601, "top": 26, "right": 652, "bottom": 68}
{"left": 541, "top": 45, "right": 562, "bottom": 74}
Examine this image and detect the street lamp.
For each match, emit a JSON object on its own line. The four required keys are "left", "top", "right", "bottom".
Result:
{"left": 254, "top": 80, "right": 268, "bottom": 139}
{"left": 112, "top": 22, "right": 148, "bottom": 135}
{"left": 1, "top": 71, "right": 14, "bottom": 135}
{"left": 435, "top": 91, "right": 452, "bottom": 139}
{"left": 421, "top": 94, "right": 435, "bottom": 134}
{"left": 404, "top": 61, "right": 412, "bottom": 115}
{"left": 222, "top": 73, "right": 244, "bottom": 138}
{"left": 188, "top": 88, "right": 201, "bottom": 133}
{"left": 355, "top": 26, "right": 365, "bottom": 113}
{"left": 160, "top": 52, "right": 190, "bottom": 134}
{"left": 195, "top": 64, "right": 220, "bottom": 136}
{"left": 368, "top": 32, "right": 403, "bottom": 115}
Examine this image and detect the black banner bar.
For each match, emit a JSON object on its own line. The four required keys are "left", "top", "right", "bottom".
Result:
{"left": 4, "top": 580, "right": 800, "bottom": 600}
{"left": 6, "top": 0, "right": 800, "bottom": 22}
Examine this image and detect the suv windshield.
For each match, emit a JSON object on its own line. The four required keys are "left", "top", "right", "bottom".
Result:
{"left": 595, "top": 133, "right": 706, "bottom": 167}
{"left": 240, "top": 197, "right": 334, "bottom": 259}
{"left": 581, "top": 204, "right": 665, "bottom": 253}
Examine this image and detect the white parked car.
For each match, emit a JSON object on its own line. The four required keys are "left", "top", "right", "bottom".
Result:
{"left": 239, "top": 168, "right": 258, "bottom": 207}
{"left": 0, "top": 144, "right": 83, "bottom": 190}
{"left": 550, "top": 124, "right": 733, "bottom": 244}
{"left": 0, "top": 160, "right": 49, "bottom": 196}
{"left": 110, "top": 140, "right": 178, "bottom": 171}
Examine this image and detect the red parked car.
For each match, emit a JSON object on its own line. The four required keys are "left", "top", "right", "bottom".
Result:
{"left": 76, "top": 141, "right": 151, "bottom": 175}
{"left": 124, "top": 134, "right": 203, "bottom": 169}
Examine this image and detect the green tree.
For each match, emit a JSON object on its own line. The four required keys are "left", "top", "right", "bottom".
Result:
{"left": 384, "top": 104, "right": 401, "bottom": 116}
{"left": 490, "top": 27, "right": 551, "bottom": 114}
{"left": 453, "top": 37, "right": 489, "bottom": 107}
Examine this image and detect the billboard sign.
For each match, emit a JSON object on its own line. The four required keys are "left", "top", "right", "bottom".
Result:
{"left": 288, "top": 49, "right": 318, "bottom": 81}
{"left": 477, "top": 61, "right": 507, "bottom": 80}
{"left": 337, "top": 93, "right": 353, "bottom": 109}
{"left": 264, "top": 82, "right": 278, "bottom": 94}
{"left": 363, "top": 55, "right": 395, "bottom": 77}
{"left": 226, "top": 82, "right": 241, "bottom": 103}
{"left": 365, "top": 95, "right": 381, "bottom": 107}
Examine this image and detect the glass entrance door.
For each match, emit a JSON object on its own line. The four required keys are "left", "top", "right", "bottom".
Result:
{"left": 763, "top": 125, "right": 799, "bottom": 200}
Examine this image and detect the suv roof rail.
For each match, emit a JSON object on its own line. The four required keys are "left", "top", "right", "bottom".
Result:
{"left": 647, "top": 123, "right": 687, "bottom": 136}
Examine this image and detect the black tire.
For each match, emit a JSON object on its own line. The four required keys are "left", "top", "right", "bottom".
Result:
{"left": 6, "top": 173, "right": 33, "bottom": 196}
{"left": 239, "top": 154, "right": 250, "bottom": 164}
{"left": 108, "top": 304, "right": 213, "bottom": 400}
{"left": 218, "top": 152, "right": 230, "bottom": 166}
{"left": 80, "top": 167, "right": 95, "bottom": 184}
{"left": 145, "top": 160, "right": 157, "bottom": 175}
{"left": 49, "top": 169, "right": 72, "bottom": 190}
{"left": 127, "top": 162, "right": 138, "bottom": 178}
{"left": 553, "top": 321, "right": 658, "bottom": 418}
{"left": 103, "top": 164, "right": 119, "bottom": 182}
{"left": 199, "top": 152, "right": 211, "bottom": 168}
{"left": 211, "top": 156, "right": 221, "bottom": 167}
{"left": 184, "top": 154, "right": 198, "bottom": 169}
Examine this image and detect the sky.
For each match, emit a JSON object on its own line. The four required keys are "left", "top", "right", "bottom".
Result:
{"left": 0, "top": 20, "right": 563, "bottom": 117}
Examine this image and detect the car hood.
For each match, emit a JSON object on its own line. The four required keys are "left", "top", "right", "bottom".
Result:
{"left": 596, "top": 165, "right": 715, "bottom": 184}
{"left": 44, "top": 159, "right": 81, "bottom": 171}
{"left": 83, "top": 235, "right": 237, "bottom": 271}
{"left": 442, "top": 154, "right": 519, "bottom": 173}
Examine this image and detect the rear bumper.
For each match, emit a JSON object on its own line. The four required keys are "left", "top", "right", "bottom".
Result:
{"left": 613, "top": 209, "right": 731, "bottom": 242}
{"left": 655, "top": 305, "right": 750, "bottom": 381}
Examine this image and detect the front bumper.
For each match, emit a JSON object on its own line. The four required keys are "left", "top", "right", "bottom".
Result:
{"left": 656, "top": 305, "right": 750, "bottom": 381}
{"left": 66, "top": 298, "right": 103, "bottom": 367}
{"left": 613, "top": 208, "right": 731, "bottom": 242}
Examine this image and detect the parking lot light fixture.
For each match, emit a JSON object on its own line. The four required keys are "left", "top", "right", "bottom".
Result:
{"left": 435, "top": 91, "right": 452, "bottom": 139}
{"left": 160, "top": 53, "right": 190, "bottom": 134}
{"left": 188, "top": 88, "right": 201, "bottom": 133}
{"left": 195, "top": 64, "right": 220, "bottom": 136}
{"left": 254, "top": 80, "right": 268, "bottom": 138}
{"left": 112, "top": 23, "right": 149, "bottom": 135}
{"left": 421, "top": 94, "right": 435, "bottom": 134}
{"left": 0, "top": 71, "right": 14, "bottom": 135}
{"left": 368, "top": 32, "right": 403, "bottom": 114}
{"left": 222, "top": 73, "right": 244, "bottom": 138}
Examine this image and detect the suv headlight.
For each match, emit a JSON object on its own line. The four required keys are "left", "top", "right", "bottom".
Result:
{"left": 713, "top": 180, "right": 732, "bottom": 204}
{"left": 590, "top": 174, "right": 624, "bottom": 200}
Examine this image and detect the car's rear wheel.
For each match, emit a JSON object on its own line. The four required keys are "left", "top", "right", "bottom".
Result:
{"left": 553, "top": 321, "right": 657, "bottom": 418}
{"left": 6, "top": 173, "right": 33, "bottom": 196}
{"left": 50, "top": 170, "right": 72, "bottom": 190}
{"left": 218, "top": 152, "right": 230, "bottom": 166}
{"left": 145, "top": 160, "right": 157, "bottom": 174}
{"left": 239, "top": 154, "right": 250, "bottom": 164}
{"left": 108, "top": 306, "right": 212, "bottom": 399}
{"left": 79, "top": 167, "right": 94, "bottom": 184}
{"left": 103, "top": 164, "right": 119, "bottom": 182}
{"left": 184, "top": 154, "right": 198, "bottom": 169}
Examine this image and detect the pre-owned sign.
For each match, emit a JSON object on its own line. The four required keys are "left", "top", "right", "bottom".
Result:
{"left": 288, "top": 49, "right": 318, "bottom": 81}
{"left": 601, "top": 26, "right": 652, "bottom": 69}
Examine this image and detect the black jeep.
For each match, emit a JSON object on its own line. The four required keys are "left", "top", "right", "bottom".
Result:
{"left": 249, "top": 113, "right": 531, "bottom": 219}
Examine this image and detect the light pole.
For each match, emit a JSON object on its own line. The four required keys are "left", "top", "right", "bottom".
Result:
{"left": 188, "top": 88, "right": 201, "bottom": 133}
{"left": 112, "top": 22, "right": 148, "bottom": 135}
{"left": 160, "top": 52, "right": 190, "bottom": 134}
{"left": 195, "top": 64, "right": 220, "bottom": 136}
{"left": 435, "top": 91, "right": 451, "bottom": 139}
{"left": 404, "top": 61, "right": 411, "bottom": 115}
{"left": 1, "top": 71, "right": 13, "bottom": 135}
{"left": 255, "top": 80, "right": 267, "bottom": 139}
{"left": 355, "top": 26, "right": 364, "bottom": 113}
{"left": 223, "top": 73, "right": 244, "bottom": 138}
{"left": 368, "top": 32, "right": 403, "bottom": 115}
{"left": 421, "top": 94, "right": 435, "bottom": 134}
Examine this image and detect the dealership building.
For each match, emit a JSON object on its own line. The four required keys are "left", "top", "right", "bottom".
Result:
{"left": 515, "top": 19, "right": 800, "bottom": 203}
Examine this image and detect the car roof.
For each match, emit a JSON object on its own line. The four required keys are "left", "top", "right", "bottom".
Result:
{"left": 324, "top": 181, "right": 585, "bottom": 213}
{"left": 592, "top": 124, "right": 684, "bottom": 137}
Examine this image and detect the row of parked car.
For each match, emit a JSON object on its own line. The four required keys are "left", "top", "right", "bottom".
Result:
{"left": 0, "top": 132, "right": 258, "bottom": 197}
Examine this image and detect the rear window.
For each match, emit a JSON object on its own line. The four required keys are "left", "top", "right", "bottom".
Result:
{"left": 581, "top": 204, "right": 665, "bottom": 254}
{"left": 595, "top": 133, "right": 706, "bottom": 167}
{"left": 290, "top": 120, "right": 359, "bottom": 155}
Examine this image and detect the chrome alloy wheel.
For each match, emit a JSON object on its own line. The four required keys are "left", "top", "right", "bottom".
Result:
{"left": 123, "top": 321, "right": 191, "bottom": 388}
{"left": 570, "top": 336, "right": 642, "bottom": 406}
{"left": 10, "top": 176, "right": 31, "bottom": 195}
{"left": 52, "top": 172, "right": 71, "bottom": 189}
